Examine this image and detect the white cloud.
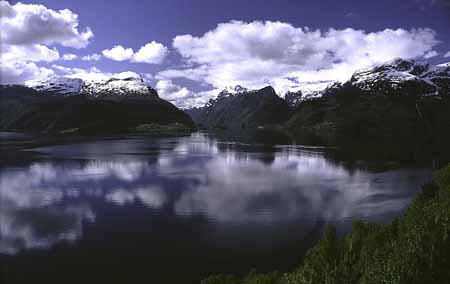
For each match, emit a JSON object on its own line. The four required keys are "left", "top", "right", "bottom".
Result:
{"left": 102, "top": 41, "right": 168, "bottom": 64}
{"left": 62, "top": 53, "right": 78, "bottom": 61}
{"left": 52, "top": 64, "right": 87, "bottom": 75}
{"left": 0, "top": 1, "right": 93, "bottom": 84}
{"left": 444, "top": 51, "right": 450, "bottom": 58}
{"left": 156, "top": 66, "right": 207, "bottom": 82}
{"left": 1, "top": 61, "right": 55, "bottom": 84}
{"left": 168, "top": 21, "right": 438, "bottom": 96}
{"left": 0, "top": 1, "right": 93, "bottom": 48}
{"left": 132, "top": 41, "right": 168, "bottom": 64}
{"left": 424, "top": 50, "right": 439, "bottom": 59}
{"left": 81, "top": 53, "right": 102, "bottom": 62}
{"left": 2, "top": 44, "right": 60, "bottom": 63}
{"left": 102, "top": 45, "right": 134, "bottom": 61}
{"left": 155, "top": 79, "right": 216, "bottom": 108}
{"left": 52, "top": 65, "right": 102, "bottom": 77}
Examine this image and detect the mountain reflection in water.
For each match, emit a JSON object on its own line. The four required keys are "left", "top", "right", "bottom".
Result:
{"left": 0, "top": 132, "right": 431, "bottom": 284}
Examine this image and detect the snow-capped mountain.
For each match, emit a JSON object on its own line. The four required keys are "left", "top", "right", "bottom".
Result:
{"left": 285, "top": 59, "right": 450, "bottom": 108}
{"left": 25, "top": 71, "right": 158, "bottom": 99}
{"left": 195, "top": 86, "right": 292, "bottom": 130}
{"left": 284, "top": 82, "right": 342, "bottom": 108}
{"left": 205, "top": 85, "right": 251, "bottom": 110}
{"left": 217, "top": 85, "right": 249, "bottom": 98}
{"left": 284, "top": 91, "right": 303, "bottom": 108}
{"left": 349, "top": 58, "right": 449, "bottom": 97}
{"left": 25, "top": 77, "right": 83, "bottom": 96}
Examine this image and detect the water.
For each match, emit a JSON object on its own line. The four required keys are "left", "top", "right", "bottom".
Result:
{"left": 0, "top": 132, "right": 431, "bottom": 284}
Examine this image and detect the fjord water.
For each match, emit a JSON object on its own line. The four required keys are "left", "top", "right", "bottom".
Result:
{"left": 1, "top": 132, "right": 431, "bottom": 284}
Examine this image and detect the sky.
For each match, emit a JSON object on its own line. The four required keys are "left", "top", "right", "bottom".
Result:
{"left": 1, "top": 0, "right": 450, "bottom": 108}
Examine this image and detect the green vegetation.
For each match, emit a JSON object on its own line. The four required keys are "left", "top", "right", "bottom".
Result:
{"left": 202, "top": 164, "right": 450, "bottom": 284}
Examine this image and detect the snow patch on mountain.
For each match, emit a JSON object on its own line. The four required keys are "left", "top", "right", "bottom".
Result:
{"left": 24, "top": 71, "right": 157, "bottom": 98}
{"left": 216, "top": 85, "right": 249, "bottom": 98}
{"left": 25, "top": 77, "right": 83, "bottom": 96}
{"left": 437, "top": 62, "right": 450, "bottom": 68}
{"left": 284, "top": 82, "right": 341, "bottom": 107}
{"left": 74, "top": 71, "right": 155, "bottom": 98}
{"left": 287, "top": 59, "right": 449, "bottom": 107}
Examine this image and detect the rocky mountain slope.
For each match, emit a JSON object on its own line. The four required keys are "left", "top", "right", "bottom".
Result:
{"left": 284, "top": 82, "right": 342, "bottom": 108}
{"left": 1, "top": 73, "right": 193, "bottom": 134}
{"left": 286, "top": 59, "right": 450, "bottom": 161}
{"left": 188, "top": 85, "right": 292, "bottom": 131}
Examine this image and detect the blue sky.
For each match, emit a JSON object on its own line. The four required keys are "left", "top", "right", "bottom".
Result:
{"left": 2, "top": 0, "right": 450, "bottom": 107}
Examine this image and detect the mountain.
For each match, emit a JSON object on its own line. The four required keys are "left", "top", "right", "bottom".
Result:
{"left": 25, "top": 71, "right": 158, "bottom": 99}
{"left": 25, "top": 77, "right": 83, "bottom": 96}
{"left": 286, "top": 59, "right": 450, "bottom": 161}
{"left": 348, "top": 58, "right": 449, "bottom": 97}
{"left": 187, "top": 86, "right": 292, "bottom": 131}
{"left": 284, "top": 82, "right": 342, "bottom": 108}
{"left": 284, "top": 91, "right": 303, "bottom": 108}
{"left": 284, "top": 59, "right": 450, "bottom": 109}
{"left": 1, "top": 73, "right": 193, "bottom": 134}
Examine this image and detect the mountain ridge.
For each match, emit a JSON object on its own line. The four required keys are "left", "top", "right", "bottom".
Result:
{"left": 25, "top": 71, "right": 158, "bottom": 99}
{"left": 1, "top": 78, "right": 193, "bottom": 134}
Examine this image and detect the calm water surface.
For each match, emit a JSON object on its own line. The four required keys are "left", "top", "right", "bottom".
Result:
{"left": 0, "top": 132, "right": 431, "bottom": 284}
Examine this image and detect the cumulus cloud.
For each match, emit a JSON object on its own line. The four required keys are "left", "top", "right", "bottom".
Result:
{"left": 167, "top": 21, "right": 438, "bottom": 96}
{"left": 156, "top": 66, "right": 207, "bottom": 82}
{"left": 1, "top": 61, "right": 55, "bottom": 84}
{"left": 0, "top": 1, "right": 93, "bottom": 48}
{"left": 155, "top": 79, "right": 215, "bottom": 108}
{"left": 2, "top": 44, "right": 60, "bottom": 63}
{"left": 81, "top": 53, "right": 102, "bottom": 62}
{"left": 445, "top": 51, "right": 450, "bottom": 58}
{"left": 102, "top": 41, "right": 168, "bottom": 64}
{"left": 102, "top": 45, "right": 134, "bottom": 61}
{"left": 62, "top": 53, "right": 78, "bottom": 61}
{"left": 133, "top": 41, "right": 169, "bottom": 64}
{"left": 51, "top": 64, "right": 101, "bottom": 76}
{"left": 0, "top": 1, "right": 93, "bottom": 84}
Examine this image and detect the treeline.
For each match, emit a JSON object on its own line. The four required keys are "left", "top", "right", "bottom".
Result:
{"left": 202, "top": 164, "right": 450, "bottom": 284}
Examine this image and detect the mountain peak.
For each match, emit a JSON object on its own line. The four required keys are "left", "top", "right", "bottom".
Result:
{"left": 347, "top": 58, "right": 450, "bottom": 97}
{"left": 24, "top": 72, "right": 157, "bottom": 99}
{"left": 25, "top": 77, "right": 83, "bottom": 96}
{"left": 217, "top": 85, "right": 249, "bottom": 98}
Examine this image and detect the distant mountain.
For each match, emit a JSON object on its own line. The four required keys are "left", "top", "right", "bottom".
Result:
{"left": 348, "top": 58, "right": 449, "bottom": 97}
{"left": 183, "top": 107, "right": 204, "bottom": 125}
{"left": 25, "top": 71, "right": 158, "bottom": 99}
{"left": 1, "top": 73, "right": 193, "bottom": 134}
{"left": 284, "top": 82, "right": 342, "bottom": 108}
{"left": 284, "top": 59, "right": 450, "bottom": 109}
{"left": 187, "top": 86, "right": 292, "bottom": 131}
{"left": 286, "top": 59, "right": 450, "bottom": 161}
{"left": 284, "top": 91, "right": 303, "bottom": 108}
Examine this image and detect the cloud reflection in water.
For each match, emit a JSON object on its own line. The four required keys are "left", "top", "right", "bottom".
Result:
{"left": 0, "top": 133, "right": 431, "bottom": 254}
